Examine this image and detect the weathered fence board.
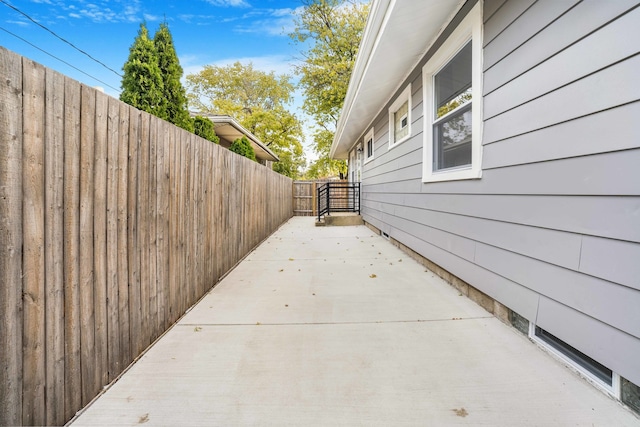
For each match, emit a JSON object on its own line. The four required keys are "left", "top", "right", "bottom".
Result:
{"left": 44, "top": 67, "right": 65, "bottom": 427}
{"left": 79, "top": 84, "right": 97, "bottom": 406}
{"left": 0, "top": 48, "right": 294, "bottom": 426}
{"left": 63, "top": 75, "right": 82, "bottom": 422}
{"left": 116, "top": 101, "right": 131, "bottom": 374}
{"left": 22, "top": 57, "right": 46, "bottom": 426}
{"left": 105, "top": 97, "right": 121, "bottom": 382}
{"left": 0, "top": 46, "right": 24, "bottom": 427}
{"left": 94, "top": 89, "right": 109, "bottom": 391}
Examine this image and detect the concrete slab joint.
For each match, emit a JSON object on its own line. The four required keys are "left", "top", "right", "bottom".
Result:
{"left": 69, "top": 217, "right": 640, "bottom": 425}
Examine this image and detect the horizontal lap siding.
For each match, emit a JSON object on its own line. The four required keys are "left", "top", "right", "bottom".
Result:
{"left": 357, "top": 0, "right": 640, "bottom": 385}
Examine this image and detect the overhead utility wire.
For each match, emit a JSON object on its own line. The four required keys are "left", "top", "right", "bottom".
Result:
{"left": 0, "top": 0, "right": 123, "bottom": 78}
{"left": 0, "top": 26, "right": 121, "bottom": 93}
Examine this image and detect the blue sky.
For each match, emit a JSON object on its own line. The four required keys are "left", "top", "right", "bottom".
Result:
{"left": 0, "top": 0, "right": 316, "bottom": 154}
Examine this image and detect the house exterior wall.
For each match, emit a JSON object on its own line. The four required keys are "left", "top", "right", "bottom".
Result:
{"left": 351, "top": 0, "right": 640, "bottom": 386}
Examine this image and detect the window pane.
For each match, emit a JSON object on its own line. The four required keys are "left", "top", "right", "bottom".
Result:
{"left": 435, "top": 42, "right": 472, "bottom": 119}
{"left": 367, "top": 138, "right": 373, "bottom": 158}
{"left": 394, "top": 101, "right": 408, "bottom": 142}
{"left": 433, "top": 105, "right": 472, "bottom": 170}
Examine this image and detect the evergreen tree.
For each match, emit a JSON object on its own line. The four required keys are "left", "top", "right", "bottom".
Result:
{"left": 120, "top": 23, "right": 166, "bottom": 118}
{"left": 193, "top": 116, "right": 219, "bottom": 144}
{"left": 154, "top": 22, "right": 193, "bottom": 131}
{"left": 229, "top": 136, "right": 256, "bottom": 162}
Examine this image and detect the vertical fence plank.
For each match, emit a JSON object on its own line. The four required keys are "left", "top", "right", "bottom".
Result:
{"left": 93, "top": 90, "right": 109, "bottom": 389}
{"left": 186, "top": 134, "right": 195, "bottom": 306}
{"left": 106, "top": 98, "right": 120, "bottom": 381}
{"left": 117, "top": 102, "right": 130, "bottom": 369}
{"left": 179, "top": 131, "right": 187, "bottom": 315}
{"left": 79, "top": 85, "right": 96, "bottom": 406}
{"left": 138, "top": 112, "right": 151, "bottom": 349}
{"left": 44, "top": 67, "right": 65, "bottom": 427}
{"left": 182, "top": 132, "right": 190, "bottom": 311}
{"left": 63, "top": 76, "right": 82, "bottom": 422}
{"left": 147, "top": 117, "right": 158, "bottom": 342}
{"left": 156, "top": 119, "right": 169, "bottom": 330}
{"left": 22, "top": 57, "right": 46, "bottom": 426}
{"left": 0, "top": 47, "right": 24, "bottom": 427}
{"left": 191, "top": 136, "right": 199, "bottom": 298}
{"left": 128, "top": 107, "right": 141, "bottom": 357}
{"left": 169, "top": 126, "right": 179, "bottom": 324}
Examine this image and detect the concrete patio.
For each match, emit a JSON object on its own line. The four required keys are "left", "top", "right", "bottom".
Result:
{"left": 69, "top": 217, "right": 638, "bottom": 426}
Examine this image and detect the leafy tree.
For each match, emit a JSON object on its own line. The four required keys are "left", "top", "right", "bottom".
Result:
{"left": 186, "top": 62, "right": 306, "bottom": 178}
{"left": 229, "top": 136, "right": 256, "bottom": 161}
{"left": 154, "top": 22, "right": 193, "bottom": 131}
{"left": 120, "top": 23, "right": 166, "bottom": 118}
{"left": 193, "top": 116, "right": 219, "bottom": 144}
{"left": 290, "top": 0, "right": 370, "bottom": 178}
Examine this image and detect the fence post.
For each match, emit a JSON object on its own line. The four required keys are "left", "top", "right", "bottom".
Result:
{"left": 326, "top": 182, "right": 330, "bottom": 217}
{"left": 312, "top": 182, "right": 317, "bottom": 217}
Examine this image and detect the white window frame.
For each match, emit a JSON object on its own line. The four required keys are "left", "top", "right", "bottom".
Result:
{"left": 388, "top": 84, "right": 412, "bottom": 149}
{"left": 529, "top": 323, "right": 620, "bottom": 398}
{"left": 356, "top": 142, "right": 362, "bottom": 181}
{"left": 349, "top": 149, "right": 356, "bottom": 183}
{"left": 364, "top": 127, "right": 375, "bottom": 163}
{"left": 422, "top": 2, "right": 483, "bottom": 183}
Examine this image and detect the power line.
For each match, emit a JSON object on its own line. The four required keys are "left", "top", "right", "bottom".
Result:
{"left": 0, "top": 26, "right": 121, "bottom": 93}
{"left": 0, "top": 0, "right": 123, "bottom": 78}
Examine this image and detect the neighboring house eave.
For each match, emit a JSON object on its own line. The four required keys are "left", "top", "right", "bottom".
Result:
{"left": 193, "top": 113, "right": 280, "bottom": 162}
{"left": 331, "top": 0, "right": 466, "bottom": 159}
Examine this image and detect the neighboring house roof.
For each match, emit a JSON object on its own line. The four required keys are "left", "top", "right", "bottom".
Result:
{"left": 331, "top": 0, "right": 465, "bottom": 159}
{"left": 193, "top": 113, "right": 280, "bottom": 163}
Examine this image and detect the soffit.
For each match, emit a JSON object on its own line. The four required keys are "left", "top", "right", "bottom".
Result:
{"left": 331, "top": 0, "right": 463, "bottom": 159}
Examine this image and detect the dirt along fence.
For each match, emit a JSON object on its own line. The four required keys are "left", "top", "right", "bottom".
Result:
{"left": 0, "top": 47, "right": 293, "bottom": 426}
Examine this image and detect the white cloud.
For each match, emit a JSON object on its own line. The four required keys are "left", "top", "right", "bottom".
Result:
{"left": 232, "top": 7, "right": 303, "bottom": 37}
{"left": 182, "top": 54, "right": 297, "bottom": 82}
{"left": 6, "top": 20, "right": 30, "bottom": 27}
{"left": 202, "top": 0, "right": 250, "bottom": 7}
{"left": 143, "top": 13, "right": 162, "bottom": 22}
{"left": 30, "top": 0, "right": 144, "bottom": 24}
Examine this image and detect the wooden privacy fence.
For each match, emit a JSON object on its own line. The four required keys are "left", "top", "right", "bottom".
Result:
{"left": 292, "top": 179, "right": 348, "bottom": 216}
{"left": 0, "top": 47, "right": 293, "bottom": 427}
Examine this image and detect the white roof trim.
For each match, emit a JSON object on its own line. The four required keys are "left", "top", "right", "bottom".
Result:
{"left": 331, "top": 0, "right": 465, "bottom": 159}
{"left": 194, "top": 113, "right": 280, "bottom": 162}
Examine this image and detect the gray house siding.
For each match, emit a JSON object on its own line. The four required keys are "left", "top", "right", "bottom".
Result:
{"left": 354, "top": 0, "right": 640, "bottom": 386}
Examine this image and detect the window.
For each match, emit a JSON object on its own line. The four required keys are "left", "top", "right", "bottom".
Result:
{"left": 389, "top": 84, "right": 411, "bottom": 148}
{"left": 423, "top": 3, "right": 482, "bottom": 182}
{"left": 349, "top": 148, "right": 356, "bottom": 182}
{"left": 364, "top": 128, "right": 374, "bottom": 162}
{"left": 531, "top": 324, "right": 619, "bottom": 396}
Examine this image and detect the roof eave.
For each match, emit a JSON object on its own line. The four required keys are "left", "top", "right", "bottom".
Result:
{"left": 331, "top": 0, "right": 466, "bottom": 160}
{"left": 196, "top": 114, "right": 280, "bottom": 162}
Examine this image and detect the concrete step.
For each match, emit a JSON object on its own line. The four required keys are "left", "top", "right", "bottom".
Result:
{"left": 322, "top": 214, "right": 363, "bottom": 227}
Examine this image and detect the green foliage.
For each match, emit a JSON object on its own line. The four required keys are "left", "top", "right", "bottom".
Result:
{"left": 229, "top": 136, "right": 257, "bottom": 161}
{"left": 437, "top": 91, "right": 473, "bottom": 118}
{"left": 154, "top": 22, "right": 193, "bottom": 132}
{"left": 303, "top": 128, "right": 347, "bottom": 179}
{"left": 120, "top": 23, "right": 166, "bottom": 118}
{"left": 290, "top": 0, "right": 369, "bottom": 177}
{"left": 192, "top": 116, "right": 219, "bottom": 144}
{"left": 186, "top": 62, "right": 306, "bottom": 178}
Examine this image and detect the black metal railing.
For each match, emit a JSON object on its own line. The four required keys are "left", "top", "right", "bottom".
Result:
{"left": 317, "top": 181, "right": 360, "bottom": 221}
